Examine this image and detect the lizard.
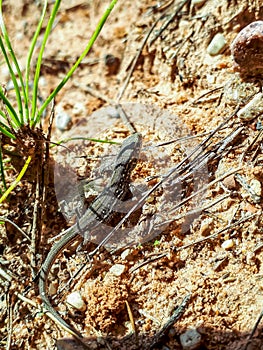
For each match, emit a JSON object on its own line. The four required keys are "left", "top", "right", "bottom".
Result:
{"left": 39, "top": 132, "right": 142, "bottom": 342}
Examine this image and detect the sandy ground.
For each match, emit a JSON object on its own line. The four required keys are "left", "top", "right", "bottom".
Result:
{"left": 0, "top": 1, "right": 263, "bottom": 349}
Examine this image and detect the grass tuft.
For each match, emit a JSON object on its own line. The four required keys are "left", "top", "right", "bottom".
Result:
{"left": 0, "top": 0, "right": 118, "bottom": 200}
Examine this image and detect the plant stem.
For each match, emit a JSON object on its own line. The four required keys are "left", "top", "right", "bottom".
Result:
{"left": 25, "top": 0, "right": 48, "bottom": 123}
{"left": 31, "top": 0, "right": 61, "bottom": 122}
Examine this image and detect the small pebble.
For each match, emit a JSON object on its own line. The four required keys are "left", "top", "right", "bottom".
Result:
{"left": 221, "top": 239, "right": 234, "bottom": 250}
{"left": 66, "top": 291, "right": 86, "bottom": 311}
{"left": 121, "top": 248, "right": 131, "bottom": 260}
{"left": 124, "top": 321, "right": 134, "bottom": 334}
{"left": 207, "top": 33, "right": 227, "bottom": 56}
{"left": 104, "top": 54, "right": 120, "bottom": 75}
{"left": 180, "top": 328, "right": 202, "bottom": 350}
{"left": 206, "top": 73, "right": 215, "bottom": 84}
{"left": 6, "top": 80, "right": 15, "bottom": 91}
{"left": 237, "top": 92, "right": 263, "bottom": 120}
{"left": 38, "top": 76, "right": 47, "bottom": 87}
{"left": 250, "top": 179, "right": 261, "bottom": 197}
{"left": 246, "top": 251, "right": 255, "bottom": 265}
{"left": 72, "top": 102, "right": 85, "bottom": 116}
{"left": 1, "top": 65, "right": 10, "bottom": 79}
{"left": 222, "top": 174, "right": 237, "bottom": 190}
{"left": 199, "top": 218, "right": 214, "bottom": 236}
{"left": 15, "top": 32, "right": 24, "bottom": 41}
{"left": 55, "top": 110, "right": 72, "bottom": 131}
{"left": 109, "top": 264, "right": 126, "bottom": 276}
{"left": 231, "top": 21, "right": 263, "bottom": 77}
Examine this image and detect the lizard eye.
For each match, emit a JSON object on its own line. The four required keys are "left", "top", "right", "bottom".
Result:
{"left": 101, "top": 208, "right": 108, "bottom": 216}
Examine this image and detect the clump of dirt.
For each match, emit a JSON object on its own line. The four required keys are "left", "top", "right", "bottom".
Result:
{"left": 83, "top": 275, "right": 129, "bottom": 333}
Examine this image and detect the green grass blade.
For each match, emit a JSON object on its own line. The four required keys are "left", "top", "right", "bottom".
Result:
{"left": 31, "top": 0, "right": 61, "bottom": 121}
{"left": 0, "top": 87, "right": 20, "bottom": 127}
{"left": 0, "top": 129, "right": 15, "bottom": 139}
{"left": 0, "top": 36, "right": 23, "bottom": 124}
{"left": 33, "top": 0, "right": 118, "bottom": 126}
{"left": 25, "top": 0, "right": 48, "bottom": 123}
{"left": 0, "top": 1, "right": 26, "bottom": 123}
{"left": 0, "top": 122, "right": 16, "bottom": 139}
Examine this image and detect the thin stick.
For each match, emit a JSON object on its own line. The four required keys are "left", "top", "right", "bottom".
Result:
{"left": 40, "top": 101, "right": 55, "bottom": 248}
{"left": 240, "top": 127, "right": 263, "bottom": 163}
{"left": 116, "top": 18, "right": 158, "bottom": 102}
{"left": 42, "top": 101, "right": 55, "bottom": 209}
{"left": 115, "top": 104, "right": 137, "bottom": 133}
{"left": 155, "top": 130, "right": 214, "bottom": 147}
{"left": 74, "top": 83, "right": 137, "bottom": 132}
{"left": 235, "top": 173, "right": 261, "bottom": 204}
{"left": 149, "top": 293, "right": 191, "bottom": 349}
{"left": 75, "top": 83, "right": 113, "bottom": 104}
{"left": 244, "top": 310, "right": 263, "bottom": 350}
{"left": 176, "top": 212, "right": 258, "bottom": 251}
{"left": 31, "top": 165, "right": 41, "bottom": 278}
{"left": 6, "top": 294, "right": 13, "bottom": 350}
{"left": 131, "top": 211, "right": 258, "bottom": 274}
{"left": 149, "top": 0, "right": 191, "bottom": 46}
{"left": 191, "top": 86, "right": 223, "bottom": 104}
{"left": 155, "top": 168, "right": 241, "bottom": 227}
{"left": 125, "top": 300, "right": 137, "bottom": 341}
{"left": 0, "top": 216, "right": 30, "bottom": 241}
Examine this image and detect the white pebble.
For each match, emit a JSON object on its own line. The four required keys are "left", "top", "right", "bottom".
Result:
{"left": 237, "top": 92, "right": 263, "bottom": 120}
{"left": 6, "top": 80, "right": 14, "bottom": 91}
{"left": 121, "top": 249, "right": 131, "bottom": 260}
{"left": 206, "top": 73, "right": 215, "bottom": 84}
{"left": 221, "top": 239, "right": 234, "bottom": 250}
{"left": 66, "top": 291, "right": 86, "bottom": 311}
{"left": 109, "top": 264, "right": 126, "bottom": 276}
{"left": 16, "top": 33, "right": 25, "bottom": 42}
{"left": 72, "top": 102, "right": 85, "bottom": 116}
{"left": 38, "top": 76, "right": 47, "bottom": 87}
{"left": 250, "top": 179, "right": 261, "bottom": 197}
{"left": 207, "top": 33, "right": 227, "bottom": 56}
{"left": 180, "top": 328, "right": 202, "bottom": 350}
{"left": 1, "top": 65, "right": 10, "bottom": 79}
{"left": 55, "top": 111, "right": 72, "bottom": 131}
